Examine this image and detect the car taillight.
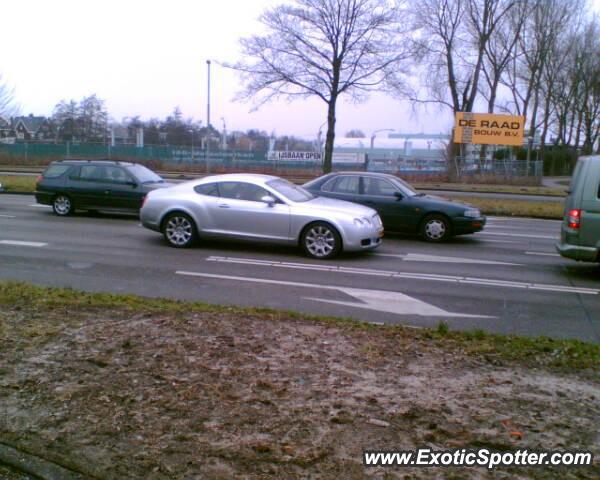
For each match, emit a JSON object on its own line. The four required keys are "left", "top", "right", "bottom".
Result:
{"left": 568, "top": 209, "right": 581, "bottom": 229}
{"left": 36, "top": 175, "right": 43, "bottom": 183}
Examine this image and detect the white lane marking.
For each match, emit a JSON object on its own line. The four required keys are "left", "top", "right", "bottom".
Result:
{"left": 0, "top": 240, "right": 47, "bottom": 247}
{"left": 479, "top": 239, "right": 523, "bottom": 244}
{"left": 205, "top": 256, "right": 599, "bottom": 295}
{"left": 0, "top": 214, "right": 16, "bottom": 218}
{"left": 29, "top": 204, "right": 51, "bottom": 208}
{"left": 480, "top": 232, "right": 558, "bottom": 240}
{"left": 525, "top": 251, "right": 561, "bottom": 257}
{"left": 176, "top": 270, "right": 492, "bottom": 318}
{"left": 487, "top": 216, "right": 561, "bottom": 224}
{"left": 376, "top": 252, "right": 522, "bottom": 266}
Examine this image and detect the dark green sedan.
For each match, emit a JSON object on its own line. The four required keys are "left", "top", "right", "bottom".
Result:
{"left": 303, "top": 172, "right": 486, "bottom": 242}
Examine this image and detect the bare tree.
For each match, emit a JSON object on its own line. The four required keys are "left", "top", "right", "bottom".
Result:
{"left": 225, "top": 0, "right": 411, "bottom": 173}
{"left": 0, "top": 74, "right": 18, "bottom": 118}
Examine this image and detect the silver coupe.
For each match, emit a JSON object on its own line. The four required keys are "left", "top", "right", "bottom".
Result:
{"left": 140, "top": 173, "right": 383, "bottom": 259}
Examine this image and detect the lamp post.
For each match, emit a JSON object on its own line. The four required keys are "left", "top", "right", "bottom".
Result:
{"left": 370, "top": 128, "right": 395, "bottom": 150}
{"left": 205, "top": 59, "right": 211, "bottom": 173}
{"left": 189, "top": 129, "right": 194, "bottom": 162}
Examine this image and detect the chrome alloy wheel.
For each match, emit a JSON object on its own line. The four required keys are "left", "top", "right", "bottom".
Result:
{"left": 304, "top": 225, "right": 336, "bottom": 258}
{"left": 53, "top": 195, "right": 72, "bottom": 216}
{"left": 165, "top": 215, "right": 194, "bottom": 246}
{"left": 424, "top": 218, "right": 447, "bottom": 241}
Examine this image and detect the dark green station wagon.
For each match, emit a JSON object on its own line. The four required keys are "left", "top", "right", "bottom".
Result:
{"left": 35, "top": 160, "right": 172, "bottom": 216}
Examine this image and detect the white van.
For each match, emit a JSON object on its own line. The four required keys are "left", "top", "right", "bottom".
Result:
{"left": 556, "top": 155, "right": 600, "bottom": 262}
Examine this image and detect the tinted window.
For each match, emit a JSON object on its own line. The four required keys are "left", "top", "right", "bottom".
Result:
{"left": 363, "top": 177, "right": 398, "bottom": 197}
{"left": 104, "top": 166, "right": 130, "bottom": 184}
{"left": 333, "top": 176, "right": 360, "bottom": 194}
{"left": 43, "top": 164, "right": 70, "bottom": 178}
{"left": 194, "top": 183, "right": 219, "bottom": 197}
{"left": 79, "top": 165, "right": 104, "bottom": 182}
{"left": 266, "top": 178, "right": 313, "bottom": 202}
{"left": 218, "top": 182, "right": 269, "bottom": 202}
{"left": 68, "top": 166, "right": 80, "bottom": 180}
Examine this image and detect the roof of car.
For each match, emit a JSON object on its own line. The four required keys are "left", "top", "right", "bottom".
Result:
{"left": 196, "top": 173, "right": 281, "bottom": 184}
{"left": 51, "top": 159, "right": 137, "bottom": 166}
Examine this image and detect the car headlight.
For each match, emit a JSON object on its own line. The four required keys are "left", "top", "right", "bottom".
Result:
{"left": 464, "top": 209, "right": 481, "bottom": 218}
{"left": 353, "top": 217, "right": 372, "bottom": 227}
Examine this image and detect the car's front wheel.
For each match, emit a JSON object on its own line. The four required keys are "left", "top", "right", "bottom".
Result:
{"left": 162, "top": 212, "right": 198, "bottom": 248}
{"left": 52, "top": 195, "right": 73, "bottom": 216}
{"left": 301, "top": 222, "right": 341, "bottom": 259}
{"left": 421, "top": 214, "right": 451, "bottom": 242}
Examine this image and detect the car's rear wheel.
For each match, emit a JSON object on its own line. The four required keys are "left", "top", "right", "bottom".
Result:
{"left": 301, "top": 222, "right": 341, "bottom": 259}
{"left": 162, "top": 212, "right": 197, "bottom": 248}
{"left": 421, "top": 214, "right": 450, "bottom": 242}
{"left": 52, "top": 195, "right": 73, "bottom": 216}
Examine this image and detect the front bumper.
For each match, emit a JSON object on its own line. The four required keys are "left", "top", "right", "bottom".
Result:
{"left": 344, "top": 226, "right": 384, "bottom": 252}
{"left": 453, "top": 216, "right": 486, "bottom": 235}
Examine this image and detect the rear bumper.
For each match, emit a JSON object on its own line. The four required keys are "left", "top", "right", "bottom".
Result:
{"left": 452, "top": 216, "right": 487, "bottom": 235}
{"left": 555, "top": 242, "right": 599, "bottom": 262}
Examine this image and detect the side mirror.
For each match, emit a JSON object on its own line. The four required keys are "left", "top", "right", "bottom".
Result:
{"left": 261, "top": 195, "right": 276, "bottom": 207}
{"left": 394, "top": 191, "right": 403, "bottom": 200}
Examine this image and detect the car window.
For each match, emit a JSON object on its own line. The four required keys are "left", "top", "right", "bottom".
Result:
{"left": 68, "top": 166, "right": 80, "bottom": 180}
{"left": 104, "top": 166, "right": 130, "bottom": 184}
{"left": 43, "top": 164, "right": 71, "bottom": 178}
{"left": 266, "top": 178, "right": 313, "bottom": 202}
{"left": 79, "top": 165, "right": 104, "bottom": 182}
{"left": 194, "top": 183, "right": 219, "bottom": 197}
{"left": 321, "top": 177, "right": 338, "bottom": 192}
{"left": 218, "top": 182, "right": 269, "bottom": 202}
{"left": 332, "top": 176, "right": 359, "bottom": 194}
{"left": 126, "top": 164, "right": 164, "bottom": 184}
{"left": 362, "top": 177, "right": 398, "bottom": 197}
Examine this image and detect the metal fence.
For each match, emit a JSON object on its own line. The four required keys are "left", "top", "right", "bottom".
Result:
{"left": 0, "top": 142, "right": 543, "bottom": 179}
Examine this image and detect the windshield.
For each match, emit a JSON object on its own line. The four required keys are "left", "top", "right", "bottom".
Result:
{"left": 126, "top": 164, "right": 164, "bottom": 184}
{"left": 266, "top": 178, "right": 314, "bottom": 202}
{"left": 389, "top": 176, "right": 418, "bottom": 197}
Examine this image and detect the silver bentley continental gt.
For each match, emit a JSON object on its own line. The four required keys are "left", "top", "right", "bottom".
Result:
{"left": 140, "top": 173, "right": 383, "bottom": 259}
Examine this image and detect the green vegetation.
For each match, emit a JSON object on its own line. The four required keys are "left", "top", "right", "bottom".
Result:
{"left": 0, "top": 175, "right": 37, "bottom": 192}
{"left": 414, "top": 182, "right": 566, "bottom": 196}
{"left": 1, "top": 281, "right": 597, "bottom": 371}
{"left": 445, "top": 196, "right": 564, "bottom": 219}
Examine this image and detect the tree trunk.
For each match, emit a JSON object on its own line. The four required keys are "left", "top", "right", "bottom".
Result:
{"left": 323, "top": 96, "right": 337, "bottom": 174}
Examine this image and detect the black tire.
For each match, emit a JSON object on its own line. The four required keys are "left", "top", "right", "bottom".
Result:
{"left": 421, "top": 214, "right": 451, "bottom": 242}
{"left": 301, "top": 222, "right": 342, "bottom": 259}
{"left": 162, "top": 212, "right": 198, "bottom": 248}
{"left": 52, "top": 194, "right": 73, "bottom": 216}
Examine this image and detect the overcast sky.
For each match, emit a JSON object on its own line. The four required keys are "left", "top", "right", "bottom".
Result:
{"left": 2, "top": 0, "right": 599, "bottom": 139}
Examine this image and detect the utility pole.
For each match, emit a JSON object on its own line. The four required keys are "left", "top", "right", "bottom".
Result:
{"left": 206, "top": 59, "right": 211, "bottom": 173}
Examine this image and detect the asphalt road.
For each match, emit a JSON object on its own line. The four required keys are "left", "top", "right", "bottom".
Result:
{"left": 1, "top": 194, "right": 598, "bottom": 342}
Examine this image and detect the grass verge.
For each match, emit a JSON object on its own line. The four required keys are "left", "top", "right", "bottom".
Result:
{"left": 446, "top": 196, "right": 564, "bottom": 219}
{"left": 1, "top": 281, "right": 596, "bottom": 370}
{"left": 0, "top": 175, "right": 37, "bottom": 193}
{"left": 414, "top": 182, "right": 567, "bottom": 196}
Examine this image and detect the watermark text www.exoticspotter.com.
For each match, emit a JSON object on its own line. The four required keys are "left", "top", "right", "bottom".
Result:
{"left": 363, "top": 448, "right": 593, "bottom": 469}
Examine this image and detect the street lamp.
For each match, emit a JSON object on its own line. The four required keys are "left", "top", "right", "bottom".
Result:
{"left": 189, "top": 129, "right": 194, "bottom": 162}
{"left": 205, "top": 59, "right": 211, "bottom": 173}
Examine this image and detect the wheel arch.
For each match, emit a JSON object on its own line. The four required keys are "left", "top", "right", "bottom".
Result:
{"left": 298, "top": 219, "right": 344, "bottom": 250}
{"left": 159, "top": 207, "right": 200, "bottom": 233}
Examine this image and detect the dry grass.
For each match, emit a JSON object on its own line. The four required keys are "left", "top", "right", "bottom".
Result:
{"left": 445, "top": 196, "right": 564, "bottom": 219}
{"left": 0, "top": 175, "right": 37, "bottom": 192}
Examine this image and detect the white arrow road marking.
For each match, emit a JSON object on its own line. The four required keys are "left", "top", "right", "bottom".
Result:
{"left": 0, "top": 214, "right": 16, "bottom": 218}
{"left": 0, "top": 240, "right": 47, "bottom": 247}
{"left": 205, "top": 256, "right": 600, "bottom": 295}
{"left": 525, "top": 251, "right": 561, "bottom": 257}
{"left": 376, "top": 253, "right": 522, "bottom": 266}
{"left": 29, "top": 204, "right": 51, "bottom": 208}
{"left": 176, "top": 270, "right": 493, "bottom": 319}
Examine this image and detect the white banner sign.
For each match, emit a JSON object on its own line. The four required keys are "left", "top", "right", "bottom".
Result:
{"left": 269, "top": 151, "right": 322, "bottom": 161}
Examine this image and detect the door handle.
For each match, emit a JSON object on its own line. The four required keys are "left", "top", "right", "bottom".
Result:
{"left": 104, "top": 190, "right": 111, "bottom": 194}
{"left": 218, "top": 204, "right": 230, "bottom": 208}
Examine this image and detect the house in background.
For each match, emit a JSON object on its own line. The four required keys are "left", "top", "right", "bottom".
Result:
{"left": 11, "top": 114, "right": 55, "bottom": 141}
{"left": 0, "top": 116, "right": 13, "bottom": 142}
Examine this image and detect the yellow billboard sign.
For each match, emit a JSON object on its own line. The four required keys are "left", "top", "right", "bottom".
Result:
{"left": 454, "top": 112, "right": 525, "bottom": 146}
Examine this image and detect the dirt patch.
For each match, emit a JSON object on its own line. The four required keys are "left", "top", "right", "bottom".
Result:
{"left": 1, "top": 303, "right": 598, "bottom": 479}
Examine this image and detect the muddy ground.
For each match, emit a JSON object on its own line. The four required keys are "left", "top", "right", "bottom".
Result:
{"left": 0, "top": 299, "right": 598, "bottom": 479}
